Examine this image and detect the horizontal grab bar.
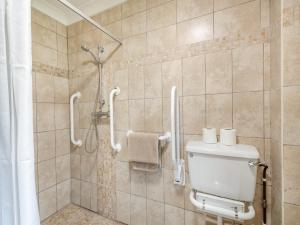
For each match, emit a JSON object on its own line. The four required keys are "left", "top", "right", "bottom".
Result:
{"left": 126, "top": 130, "right": 171, "bottom": 141}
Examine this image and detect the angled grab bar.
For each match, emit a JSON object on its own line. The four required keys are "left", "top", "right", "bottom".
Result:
{"left": 110, "top": 87, "right": 121, "bottom": 152}
{"left": 171, "top": 86, "right": 185, "bottom": 185}
{"left": 70, "top": 92, "right": 82, "bottom": 146}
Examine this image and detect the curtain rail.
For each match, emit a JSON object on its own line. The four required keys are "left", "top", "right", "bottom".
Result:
{"left": 57, "top": 0, "right": 122, "bottom": 45}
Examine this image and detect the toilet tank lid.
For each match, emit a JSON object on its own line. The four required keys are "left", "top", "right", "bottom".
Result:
{"left": 186, "top": 141, "right": 259, "bottom": 159}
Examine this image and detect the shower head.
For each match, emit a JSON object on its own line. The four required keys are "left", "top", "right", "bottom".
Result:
{"left": 81, "top": 44, "right": 99, "bottom": 64}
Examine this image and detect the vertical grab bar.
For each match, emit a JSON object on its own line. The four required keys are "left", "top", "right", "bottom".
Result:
{"left": 171, "top": 86, "right": 185, "bottom": 185}
{"left": 110, "top": 87, "right": 121, "bottom": 152}
{"left": 70, "top": 92, "right": 82, "bottom": 146}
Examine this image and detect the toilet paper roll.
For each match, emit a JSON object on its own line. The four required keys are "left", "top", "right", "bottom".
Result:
{"left": 202, "top": 128, "right": 217, "bottom": 144}
{"left": 220, "top": 128, "right": 236, "bottom": 146}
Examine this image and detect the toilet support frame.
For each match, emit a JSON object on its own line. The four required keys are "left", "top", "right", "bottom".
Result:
{"left": 189, "top": 190, "right": 255, "bottom": 225}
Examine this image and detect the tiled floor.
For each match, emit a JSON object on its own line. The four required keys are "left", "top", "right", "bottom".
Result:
{"left": 42, "top": 204, "right": 123, "bottom": 225}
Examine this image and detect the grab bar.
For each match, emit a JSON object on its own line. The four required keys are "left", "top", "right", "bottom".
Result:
{"left": 70, "top": 92, "right": 82, "bottom": 146}
{"left": 171, "top": 86, "right": 185, "bottom": 185}
{"left": 110, "top": 87, "right": 121, "bottom": 152}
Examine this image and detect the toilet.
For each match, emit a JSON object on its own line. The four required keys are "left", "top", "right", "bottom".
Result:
{"left": 186, "top": 141, "right": 260, "bottom": 223}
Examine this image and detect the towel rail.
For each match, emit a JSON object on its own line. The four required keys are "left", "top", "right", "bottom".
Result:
{"left": 110, "top": 87, "right": 121, "bottom": 152}
{"left": 70, "top": 92, "right": 82, "bottom": 146}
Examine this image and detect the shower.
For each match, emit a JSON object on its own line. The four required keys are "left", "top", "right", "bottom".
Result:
{"left": 81, "top": 44, "right": 108, "bottom": 153}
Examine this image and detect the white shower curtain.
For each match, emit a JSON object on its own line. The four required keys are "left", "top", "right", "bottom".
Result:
{"left": 0, "top": 0, "right": 40, "bottom": 224}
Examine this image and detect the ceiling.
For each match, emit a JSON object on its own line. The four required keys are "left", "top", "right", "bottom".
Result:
{"left": 32, "top": 0, "right": 126, "bottom": 25}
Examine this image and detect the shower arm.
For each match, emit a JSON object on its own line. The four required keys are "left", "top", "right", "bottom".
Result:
{"left": 57, "top": 0, "right": 122, "bottom": 45}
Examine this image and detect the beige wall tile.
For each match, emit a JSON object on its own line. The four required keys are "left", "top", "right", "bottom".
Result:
{"left": 56, "top": 21, "right": 67, "bottom": 37}
{"left": 283, "top": 0, "right": 300, "bottom": 8}
{"left": 122, "top": 0, "right": 147, "bottom": 18}
{"left": 214, "top": 0, "right": 261, "bottom": 38}
{"left": 233, "top": 91, "right": 264, "bottom": 137}
{"left": 147, "top": 0, "right": 170, "bottom": 9}
{"left": 144, "top": 98, "right": 163, "bottom": 132}
{"left": 164, "top": 169, "right": 185, "bottom": 208}
{"left": 116, "top": 191, "right": 130, "bottom": 224}
{"left": 129, "top": 64, "right": 144, "bottom": 99}
{"left": 80, "top": 181, "right": 91, "bottom": 209}
{"left": 54, "top": 77, "right": 69, "bottom": 103}
{"left": 147, "top": 1, "right": 176, "bottom": 31}
{"left": 165, "top": 204, "right": 184, "bottom": 225}
{"left": 131, "top": 170, "right": 147, "bottom": 197}
{"left": 183, "top": 95, "right": 205, "bottom": 135}
{"left": 283, "top": 26, "right": 300, "bottom": 86}
{"left": 182, "top": 55, "right": 205, "bottom": 96}
{"left": 38, "top": 159, "right": 56, "bottom": 191}
{"left": 91, "top": 184, "right": 98, "bottom": 212}
{"left": 177, "top": 14, "right": 213, "bottom": 46}
{"left": 162, "top": 59, "right": 182, "bottom": 97}
{"left": 131, "top": 195, "right": 147, "bottom": 225}
{"left": 206, "top": 50, "right": 232, "bottom": 94}
{"left": 57, "top": 35, "right": 67, "bottom": 54}
{"left": 116, "top": 161, "right": 131, "bottom": 193}
{"left": 39, "top": 186, "right": 57, "bottom": 221}
{"left": 94, "top": 5, "right": 122, "bottom": 26}
{"left": 32, "top": 9, "right": 56, "bottom": 32}
{"left": 147, "top": 170, "right": 164, "bottom": 202}
{"left": 264, "top": 42, "right": 271, "bottom": 90}
{"left": 177, "top": 0, "right": 213, "bottom": 22}
{"left": 123, "top": 34, "right": 147, "bottom": 59}
{"left": 36, "top": 73, "right": 54, "bottom": 103}
{"left": 37, "top": 131, "right": 55, "bottom": 162}
{"left": 284, "top": 145, "right": 300, "bottom": 205}
{"left": 78, "top": 102, "right": 92, "bottom": 129}
{"left": 284, "top": 203, "right": 300, "bottom": 225}
{"left": 214, "top": 0, "right": 250, "bottom": 11}
{"left": 147, "top": 199, "right": 164, "bottom": 225}
{"left": 129, "top": 100, "right": 145, "bottom": 131}
{"left": 56, "top": 154, "right": 71, "bottom": 183}
{"left": 32, "top": 23, "right": 57, "bottom": 50}
{"left": 185, "top": 210, "right": 206, "bottom": 225}
{"left": 122, "top": 12, "right": 147, "bottom": 38}
{"left": 147, "top": 25, "right": 177, "bottom": 53}
{"left": 113, "top": 69, "right": 128, "bottom": 100}
{"left": 115, "top": 100, "right": 129, "bottom": 131}
{"left": 71, "top": 154, "right": 81, "bottom": 179}
{"left": 37, "top": 103, "right": 55, "bottom": 132}
{"left": 206, "top": 94, "right": 233, "bottom": 132}
{"left": 55, "top": 104, "right": 70, "bottom": 130}
{"left": 55, "top": 129, "right": 70, "bottom": 156}
{"left": 71, "top": 178, "right": 80, "bottom": 205}
{"left": 80, "top": 155, "right": 97, "bottom": 183}
{"left": 261, "top": 0, "right": 270, "bottom": 28}
{"left": 116, "top": 131, "right": 129, "bottom": 162}
{"left": 233, "top": 44, "right": 263, "bottom": 92}
{"left": 57, "top": 180, "right": 71, "bottom": 210}
{"left": 144, "top": 63, "right": 162, "bottom": 98}
{"left": 283, "top": 86, "right": 300, "bottom": 145}
{"left": 264, "top": 91, "right": 271, "bottom": 138}
{"left": 32, "top": 43, "right": 57, "bottom": 67}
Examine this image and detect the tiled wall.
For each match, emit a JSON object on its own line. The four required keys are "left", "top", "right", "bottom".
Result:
{"left": 270, "top": 0, "right": 282, "bottom": 224}
{"left": 282, "top": 0, "right": 300, "bottom": 224}
{"left": 68, "top": 0, "right": 272, "bottom": 225}
{"left": 31, "top": 9, "right": 71, "bottom": 221}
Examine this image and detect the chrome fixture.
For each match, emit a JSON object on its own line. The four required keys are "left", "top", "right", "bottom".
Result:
{"left": 57, "top": 0, "right": 122, "bottom": 45}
